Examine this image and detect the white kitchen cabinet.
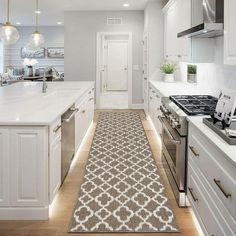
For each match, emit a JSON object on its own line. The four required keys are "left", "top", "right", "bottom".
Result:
{"left": 188, "top": 123, "right": 236, "bottom": 235}
{"left": 10, "top": 127, "right": 48, "bottom": 207}
{"left": 163, "top": 0, "right": 191, "bottom": 61}
{"left": 0, "top": 128, "right": 10, "bottom": 206}
{"left": 163, "top": 0, "right": 215, "bottom": 63}
{"left": 148, "top": 83, "right": 162, "bottom": 135}
{"left": 49, "top": 131, "right": 61, "bottom": 204}
{"left": 142, "top": 32, "right": 149, "bottom": 116}
{"left": 224, "top": 0, "right": 236, "bottom": 65}
{"left": 75, "top": 88, "right": 94, "bottom": 152}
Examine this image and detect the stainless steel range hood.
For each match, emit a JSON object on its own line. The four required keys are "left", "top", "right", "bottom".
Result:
{"left": 178, "top": 0, "right": 224, "bottom": 38}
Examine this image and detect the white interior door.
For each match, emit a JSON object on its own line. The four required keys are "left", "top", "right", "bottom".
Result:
{"left": 106, "top": 41, "right": 128, "bottom": 91}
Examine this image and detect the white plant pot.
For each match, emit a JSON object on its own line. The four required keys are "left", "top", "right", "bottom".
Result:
{"left": 164, "top": 74, "right": 175, "bottom": 83}
{"left": 187, "top": 73, "right": 197, "bottom": 83}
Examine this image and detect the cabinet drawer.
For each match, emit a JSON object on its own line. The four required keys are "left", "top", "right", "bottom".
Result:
{"left": 189, "top": 128, "right": 236, "bottom": 219}
{"left": 188, "top": 164, "right": 229, "bottom": 236}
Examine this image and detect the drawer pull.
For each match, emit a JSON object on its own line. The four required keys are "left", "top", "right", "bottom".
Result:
{"left": 82, "top": 110, "right": 86, "bottom": 114}
{"left": 152, "top": 90, "right": 156, "bottom": 94}
{"left": 156, "top": 95, "right": 160, "bottom": 98}
{"left": 188, "top": 187, "right": 198, "bottom": 202}
{"left": 150, "top": 97, "right": 153, "bottom": 100}
{"left": 89, "top": 98, "right": 94, "bottom": 101}
{"left": 189, "top": 146, "right": 199, "bottom": 157}
{"left": 88, "top": 91, "right": 92, "bottom": 95}
{"left": 214, "top": 179, "right": 232, "bottom": 199}
{"left": 53, "top": 125, "right": 61, "bottom": 133}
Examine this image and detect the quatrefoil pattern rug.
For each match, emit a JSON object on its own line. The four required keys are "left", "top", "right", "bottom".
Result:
{"left": 69, "top": 112, "right": 179, "bottom": 233}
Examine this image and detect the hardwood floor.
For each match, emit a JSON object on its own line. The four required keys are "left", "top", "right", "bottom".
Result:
{"left": 0, "top": 110, "right": 199, "bottom": 236}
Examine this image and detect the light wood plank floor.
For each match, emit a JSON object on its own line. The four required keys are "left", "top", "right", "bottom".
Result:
{"left": 0, "top": 110, "right": 199, "bottom": 236}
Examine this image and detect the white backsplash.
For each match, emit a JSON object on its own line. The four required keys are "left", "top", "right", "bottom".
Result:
{"left": 178, "top": 37, "right": 236, "bottom": 97}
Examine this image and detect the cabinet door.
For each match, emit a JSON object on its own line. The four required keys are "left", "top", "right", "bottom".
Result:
{"left": 224, "top": 0, "right": 236, "bottom": 65}
{"left": 0, "top": 129, "right": 10, "bottom": 206}
{"left": 164, "top": 2, "right": 177, "bottom": 60}
{"left": 75, "top": 111, "right": 84, "bottom": 152}
{"left": 49, "top": 134, "right": 61, "bottom": 204}
{"left": 175, "top": 0, "right": 191, "bottom": 61}
{"left": 10, "top": 127, "right": 48, "bottom": 207}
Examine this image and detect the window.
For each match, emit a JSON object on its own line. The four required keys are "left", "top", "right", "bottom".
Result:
{"left": 0, "top": 41, "right": 3, "bottom": 73}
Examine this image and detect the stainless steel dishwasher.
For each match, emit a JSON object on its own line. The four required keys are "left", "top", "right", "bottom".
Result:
{"left": 61, "top": 105, "right": 78, "bottom": 183}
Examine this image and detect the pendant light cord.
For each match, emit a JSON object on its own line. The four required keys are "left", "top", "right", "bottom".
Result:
{"left": 36, "top": 0, "right": 39, "bottom": 31}
{"left": 7, "top": 0, "right": 10, "bottom": 23}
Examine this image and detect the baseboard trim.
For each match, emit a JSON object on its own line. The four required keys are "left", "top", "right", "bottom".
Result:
{"left": 131, "top": 103, "right": 144, "bottom": 109}
{"left": 0, "top": 207, "right": 49, "bottom": 220}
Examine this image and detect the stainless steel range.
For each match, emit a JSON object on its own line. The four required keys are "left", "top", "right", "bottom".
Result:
{"left": 159, "top": 95, "right": 218, "bottom": 207}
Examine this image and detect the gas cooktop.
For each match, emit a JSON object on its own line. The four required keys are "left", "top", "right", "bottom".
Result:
{"left": 170, "top": 95, "right": 218, "bottom": 116}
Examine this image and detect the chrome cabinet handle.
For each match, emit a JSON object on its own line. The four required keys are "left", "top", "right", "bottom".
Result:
{"left": 150, "top": 97, "right": 153, "bottom": 100}
{"left": 189, "top": 146, "right": 199, "bottom": 157}
{"left": 144, "top": 77, "right": 147, "bottom": 80}
{"left": 82, "top": 110, "right": 86, "bottom": 114}
{"left": 89, "top": 98, "right": 94, "bottom": 101}
{"left": 158, "top": 116, "right": 181, "bottom": 144}
{"left": 88, "top": 91, "right": 92, "bottom": 95}
{"left": 214, "top": 179, "right": 231, "bottom": 199}
{"left": 156, "top": 95, "right": 160, "bottom": 98}
{"left": 188, "top": 188, "right": 198, "bottom": 202}
{"left": 53, "top": 125, "right": 61, "bottom": 133}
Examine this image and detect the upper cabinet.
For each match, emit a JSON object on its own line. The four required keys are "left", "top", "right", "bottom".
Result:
{"left": 163, "top": 0, "right": 215, "bottom": 63}
{"left": 224, "top": 0, "right": 236, "bottom": 65}
{"left": 164, "top": 0, "right": 191, "bottom": 62}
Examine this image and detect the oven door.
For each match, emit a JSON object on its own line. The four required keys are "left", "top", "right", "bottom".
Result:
{"left": 159, "top": 116, "right": 186, "bottom": 192}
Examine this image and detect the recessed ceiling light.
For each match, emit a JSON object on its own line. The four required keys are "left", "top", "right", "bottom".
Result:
{"left": 57, "top": 22, "right": 63, "bottom": 25}
{"left": 16, "top": 22, "right": 21, "bottom": 25}
{"left": 35, "top": 10, "right": 41, "bottom": 14}
{"left": 123, "top": 3, "right": 130, "bottom": 7}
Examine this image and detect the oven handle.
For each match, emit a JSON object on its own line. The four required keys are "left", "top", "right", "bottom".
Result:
{"left": 158, "top": 116, "right": 181, "bottom": 145}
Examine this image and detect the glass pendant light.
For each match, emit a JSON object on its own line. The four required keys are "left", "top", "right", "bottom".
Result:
{"left": 0, "top": 0, "right": 20, "bottom": 45}
{"left": 28, "top": 0, "right": 44, "bottom": 50}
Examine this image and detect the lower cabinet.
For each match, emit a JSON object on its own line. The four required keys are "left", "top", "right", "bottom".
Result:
{"left": 10, "top": 127, "right": 48, "bottom": 207}
{"left": 75, "top": 88, "right": 94, "bottom": 152}
{"left": 188, "top": 123, "right": 236, "bottom": 236}
{"left": 0, "top": 128, "right": 10, "bottom": 206}
{"left": 49, "top": 133, "right": 61, "bottom": 204}
{"left": 148, "top": 84, "right": 162, "bottom": 135}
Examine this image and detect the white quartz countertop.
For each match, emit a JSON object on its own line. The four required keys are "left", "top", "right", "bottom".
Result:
{"left": 187, "top": 116, "right": 236, "bottom": 167}
{"left": 149, "top": 80, "right": 214, "bottom": 97}
{"left": 0, "top": 81, "right": 94, "bottom": 125}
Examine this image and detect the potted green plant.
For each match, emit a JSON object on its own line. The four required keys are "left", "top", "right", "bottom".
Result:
{"left": 187, "top": 64, "right": 197, "bottom": 83}
{"left": 160, "top": 62, "right": 177, "bottom": 83}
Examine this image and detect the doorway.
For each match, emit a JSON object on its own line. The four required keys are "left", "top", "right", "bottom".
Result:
{"left": 96, "top": 32, "right": 132, "bottom": 109}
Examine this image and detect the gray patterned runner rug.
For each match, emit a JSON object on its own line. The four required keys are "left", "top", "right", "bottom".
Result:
{"left": 69, "top": 112, "right": 179, "bottom": 233}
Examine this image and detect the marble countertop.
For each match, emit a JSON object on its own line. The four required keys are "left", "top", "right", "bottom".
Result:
{"left": 149, "top": 80, "right": 214, "bottom": 97}
{"left": 0, "top": 81, "right": 94, "bottom": 125}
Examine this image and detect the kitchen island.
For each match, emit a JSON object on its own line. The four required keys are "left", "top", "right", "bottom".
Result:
{"left": 0, "top": 82, "right": 95, "bottom": 220}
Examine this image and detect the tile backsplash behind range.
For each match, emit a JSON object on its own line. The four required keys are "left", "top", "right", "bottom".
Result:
{"left": 178, "top": 37, "right": 236, "bottom": 97}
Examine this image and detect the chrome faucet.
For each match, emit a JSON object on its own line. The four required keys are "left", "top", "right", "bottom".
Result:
{"left": 42, "top": 66, "right": 59, "bottom": 93}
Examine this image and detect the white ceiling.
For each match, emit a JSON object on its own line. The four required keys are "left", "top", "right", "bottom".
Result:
{"left": 0, "top": 0, "right": 148, "bottom": 26}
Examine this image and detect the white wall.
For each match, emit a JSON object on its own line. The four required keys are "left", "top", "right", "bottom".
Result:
{"left": 64, "top": 10, "right": 144, "bottom": 105}
{"left": 144, "top": 0, "right": 166, "bottom": 78}
{"left": 4, "top": 26, "right": 64, "bottom": 73}
{"left": 178, "top": 37, "right": 236, "bottom": 96}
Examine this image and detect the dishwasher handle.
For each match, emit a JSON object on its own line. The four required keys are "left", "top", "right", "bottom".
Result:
{"left": 62, "top": 108, "right": 79, "bottom": 123}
